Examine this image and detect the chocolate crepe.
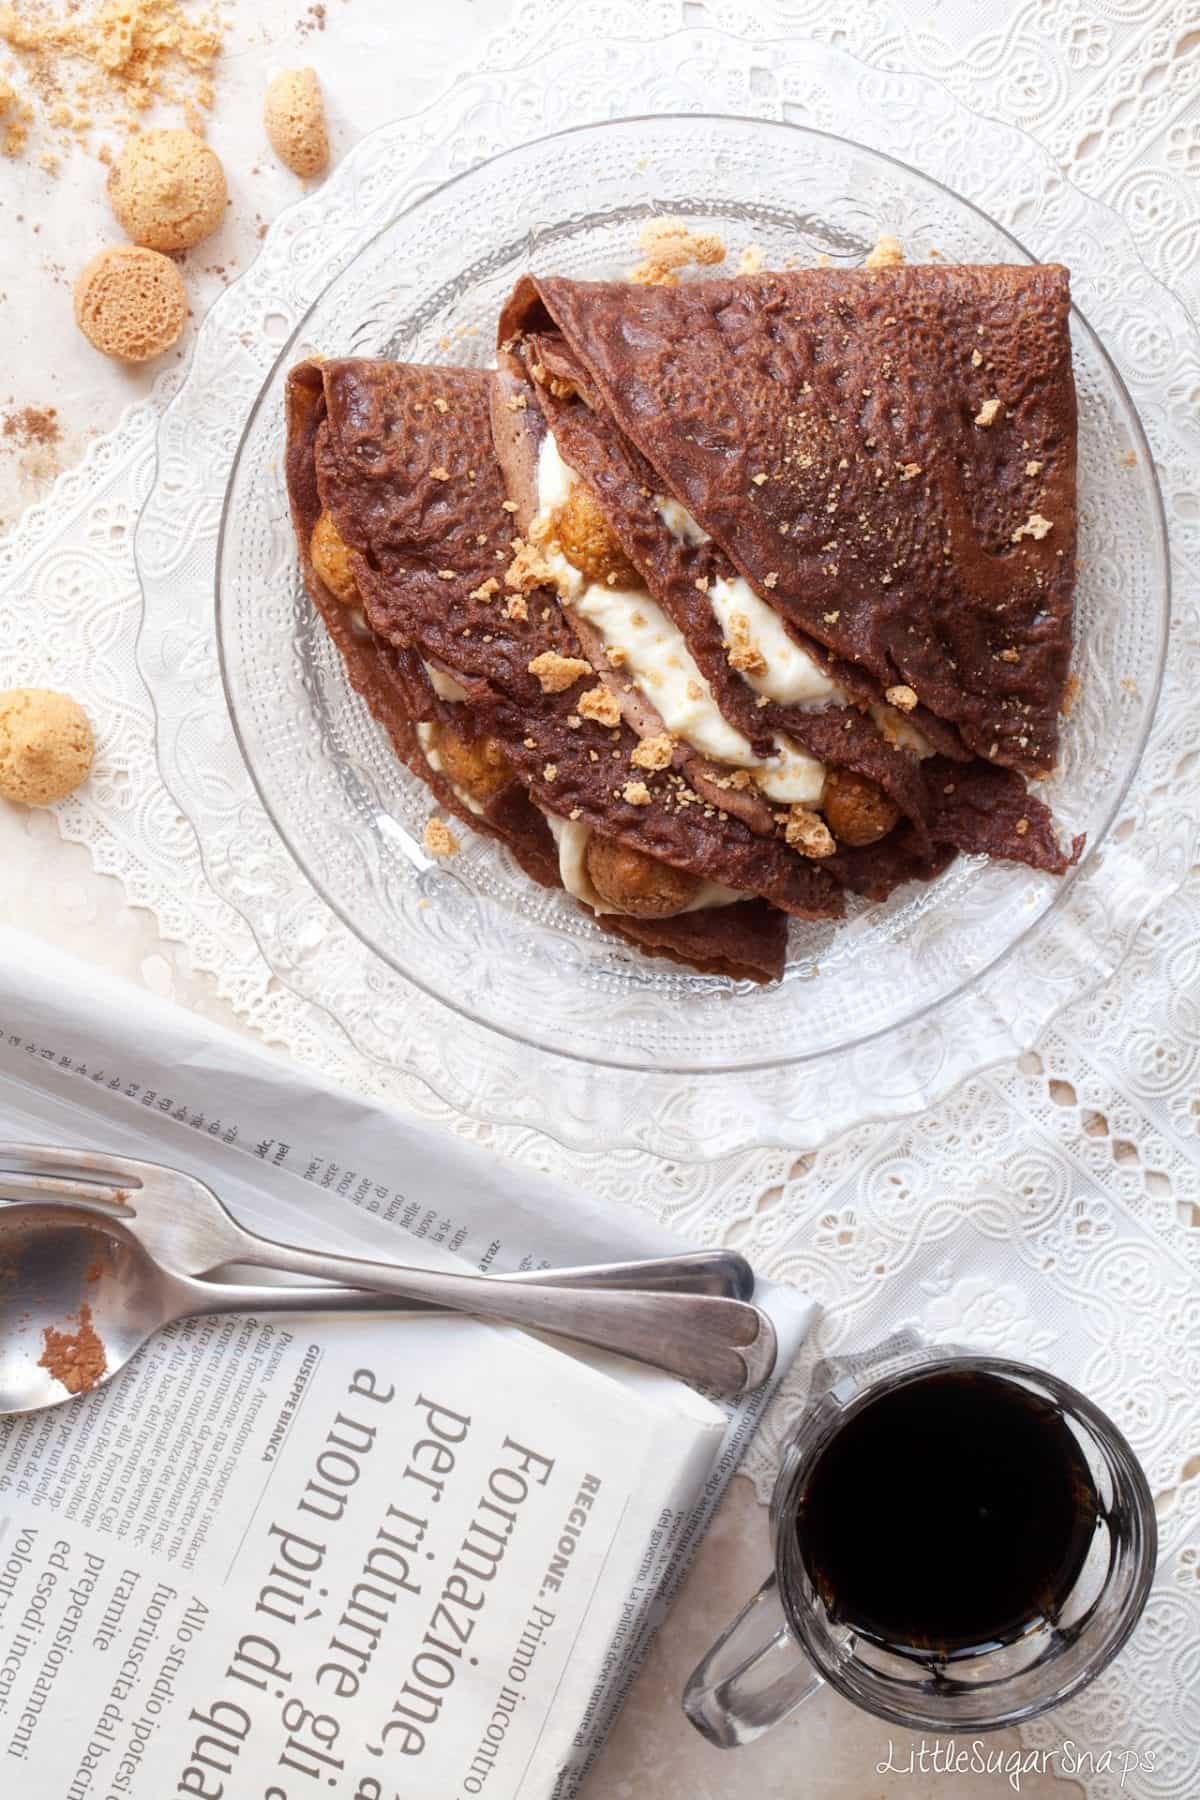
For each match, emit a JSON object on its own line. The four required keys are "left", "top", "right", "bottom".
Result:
{"left": 500, "top": 265, "right": 1078, "bottom": 779}
{"left": 496, "top": 267, "right": 1081, "bottom": 888}
{"left": 285, "top": 359, "right": 805, "bottom": 983}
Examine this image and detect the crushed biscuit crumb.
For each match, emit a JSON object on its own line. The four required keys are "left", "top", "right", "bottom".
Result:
{"left": 863, "top": 233, "right": 904, "bottom": 270}
{"left": 423, "top": 817, "right": 459, "bottom": 857}
{"left": 632, "top": 216, "right": 727, "bottom": 287}
{"left": 437, "top": 569, "right": 456, "bottom": 581}
{"left": 577, "top": 685, "right": 622, "bottom": 727}
{"left": 885, "top": 684, "right": 918, "bottom": 712}
{"left": 971, "top": 348, "right": 984, "bottom": 368}
{"left": 622, "top": 779, "right": 652, "bottom": 806}
{"left": 505, "top": 537, "right": 556, "bottom": 592}
{"left": 725, "top": 612, "right": 767, "bottom": 676}
{"left": 738, "top": 244, "right": 764, "bottom": 275}
{"left": 430, "top": 466, "right": 451, "bottom": 482}
{"left": 542, "top": 763, "right": 558, "bottom": 782}
{"left": 1012, "top": 512, "right": 1053, "bottom": 543}
{"left": 527, "top": 651, "right": 590, "bottom": 693}
{"left": 752, "top": 471, "right": 769, "bottom": 486}
{"left": 504, "top": 593, "right": 528, "bottom": 622}
{"left": 897, "top": 462, "right": 921, "bottom": 481}
{"left": 784, "top": 806, "right": 836, "bottom": 859}
{"left": 631, "top": 732, "right": 673, "bottom": 771}
{"left": 1025, "top": 460, "right": 1043, "bottom": 476}
{"left": 764, "top": 571, "right": 779, "bottom": 589}
{"left": 974, "top": 397, "right": 1002, "bottom": 428}
{"left": 1015, "top": 817, "right": 1030, "bottom": 837}
{"left": 469, "top": 576, "right": 500, "bottom": 602}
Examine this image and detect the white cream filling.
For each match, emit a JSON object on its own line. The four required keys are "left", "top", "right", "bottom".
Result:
{"left": 534, "top": 434, "right": 825, "bottom": 805}
{"left": 416, "top": 720, "right": 485, "bottom": 815}
{"left": 869, "top": 701, "right": 935, "bottom": 760}
{"left": 544, "top": 813, "right": 741, "bottom": 915}
{"left": 423, "top": 662, "right": 468, "bottom": 704}
{"left": 654, "top": 494, "right": 844, "bottom": 711}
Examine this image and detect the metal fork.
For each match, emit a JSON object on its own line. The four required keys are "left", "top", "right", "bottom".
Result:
{"left": 0, "top": 1145, "right": 776, "bottom": 1394}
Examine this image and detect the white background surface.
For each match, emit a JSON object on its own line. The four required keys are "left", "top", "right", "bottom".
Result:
{"left": 2, "top": 0, "right": 1197, "bottom": 1793}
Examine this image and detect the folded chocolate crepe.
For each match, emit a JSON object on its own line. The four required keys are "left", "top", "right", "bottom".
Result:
{"left": 284, "top": 257, "right": 1081, "bottom": 986}
{"left": 500, "top": 264, "right": 1078, "bottom": 779}
{"left": 286, "top": 359, "right": 820, "bottom": 983}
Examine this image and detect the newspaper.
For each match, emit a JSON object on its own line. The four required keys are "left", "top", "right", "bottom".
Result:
{"left": 0, "top": 926, "right": 813, "bottom": 1798}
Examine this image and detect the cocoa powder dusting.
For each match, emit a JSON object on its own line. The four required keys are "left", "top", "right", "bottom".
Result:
{"left": 39, "top": 1302, "right": 107, "bottom": 1394}
{"left": 2, "top": 405, "right": 60, "bottom": 449}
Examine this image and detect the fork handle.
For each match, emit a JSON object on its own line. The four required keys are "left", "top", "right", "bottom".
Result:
{"left": 239, "top": 1243, "right": 776, "bottom": 1394}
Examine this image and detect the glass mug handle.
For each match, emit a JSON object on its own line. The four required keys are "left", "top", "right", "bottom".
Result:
{"left": 683, "top": 1572, "right": 821, "bottom": 1747}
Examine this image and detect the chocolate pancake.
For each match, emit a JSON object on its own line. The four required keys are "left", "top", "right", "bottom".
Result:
{"left": 284, "top": 359, "right": 803, "bottom": 983}
{"left": 500, "top": 265, "right": 1078, "bottom": 778}
{"left": 494, "top": 288, "right": 1079, "bottom": 888}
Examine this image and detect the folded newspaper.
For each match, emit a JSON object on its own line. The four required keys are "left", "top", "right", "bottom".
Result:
{"left": 0, "top": 927, "right": 813, "bottom": 1799}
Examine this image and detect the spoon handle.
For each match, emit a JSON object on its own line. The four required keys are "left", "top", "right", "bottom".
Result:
{"left": 184, "top": 1256, "right": 776, "bottom": 1395}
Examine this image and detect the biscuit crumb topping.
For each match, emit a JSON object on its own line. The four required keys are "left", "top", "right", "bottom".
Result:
{"left": 430, "top": 466, "right": 451, "bottom": 482}
{"left": 1012, "top": 512, "right": 1053, "bottom": 543}
{"left": 631, "top": 732, "right": 674, "bottom": 771}
{"left": 577, "top": 685, "right": 622, "bottom": 728}
{"left": 898, "top": 462, "right": 921, "bottom": 481}
{"left": 974, "top": 397, "right": 1002, "bottom": 427}
{"left": 725, "top": 611, "right": 767, "bottom": 676}
{"left": 971, "top": 348, "right": 984, "bottom": 368}
{"left": 864, "top": 233, "right": 904, "bottom": 270}
{"left": 885, "top": 683, "right": 918, "bottom": 712}
{"left": 738, "top": 244, "right": 764, "bottom": 275}
{"left": 622, "top": 779, "right": 652, "bottom": 806}
{"left": 628, "top": 216, "right": 727, "bottom": 286}
{"left": 1015, "top": 817, "right": 1030, "bottom": 836}
{"left": 785, "top": 806, "right": 836, "bottom": 859}
{"left": 543, "top": 763, "right": 558, "bottom": 782}
{"left": 1025, "top": 460, "right": 1043, "bottom": 476}
{"left": 528, "top": 651, "right": 591, "bottom": 693}
{"left": 469, "top": 576, "right": 500, "bottom": 602}
{"left": 505, "top": 593, "right": 528, "bottom": 622}
{"left": 423, "top": 817, "right": 459, "bottom": 857}
{"left": 505, "top": 537, "right": 556, "bottom": 592}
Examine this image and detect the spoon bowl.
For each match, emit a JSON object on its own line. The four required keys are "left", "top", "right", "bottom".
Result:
{"left": 0, "top": 1201, "right": 454, "bottom": 1417}
{"left": 0, "top": 1202, "right": 179, "bottom": 1413}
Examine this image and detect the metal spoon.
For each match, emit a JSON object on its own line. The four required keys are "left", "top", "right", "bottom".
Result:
{"left": 0, "top": 1202, "right": 776, "bottom": 1414}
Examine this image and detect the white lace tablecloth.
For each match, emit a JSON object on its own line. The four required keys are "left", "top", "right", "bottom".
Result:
{"left": 1, "top": 3, "right": 1198, "bottom": 1795}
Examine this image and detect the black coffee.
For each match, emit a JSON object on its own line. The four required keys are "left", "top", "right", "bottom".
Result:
{"left": 796, "top": 1369, "right": 1100, "bottom": 1658}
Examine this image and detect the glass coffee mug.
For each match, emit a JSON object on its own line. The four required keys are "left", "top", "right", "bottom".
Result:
{"left": 685, "top": 1336, "right": 1156, "bottom": 1745}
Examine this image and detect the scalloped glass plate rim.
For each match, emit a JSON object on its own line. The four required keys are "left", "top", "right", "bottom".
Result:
{"left": 211, "top": 108, "right": 1168, "bottom": 1077}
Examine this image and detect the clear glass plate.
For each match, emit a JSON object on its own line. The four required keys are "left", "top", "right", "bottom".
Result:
{"left": 215, "top": 114, "right": 1165, "bottom": 1075}
{"left": 138, "top": 27, "right": 1193, "bottom": 1154}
